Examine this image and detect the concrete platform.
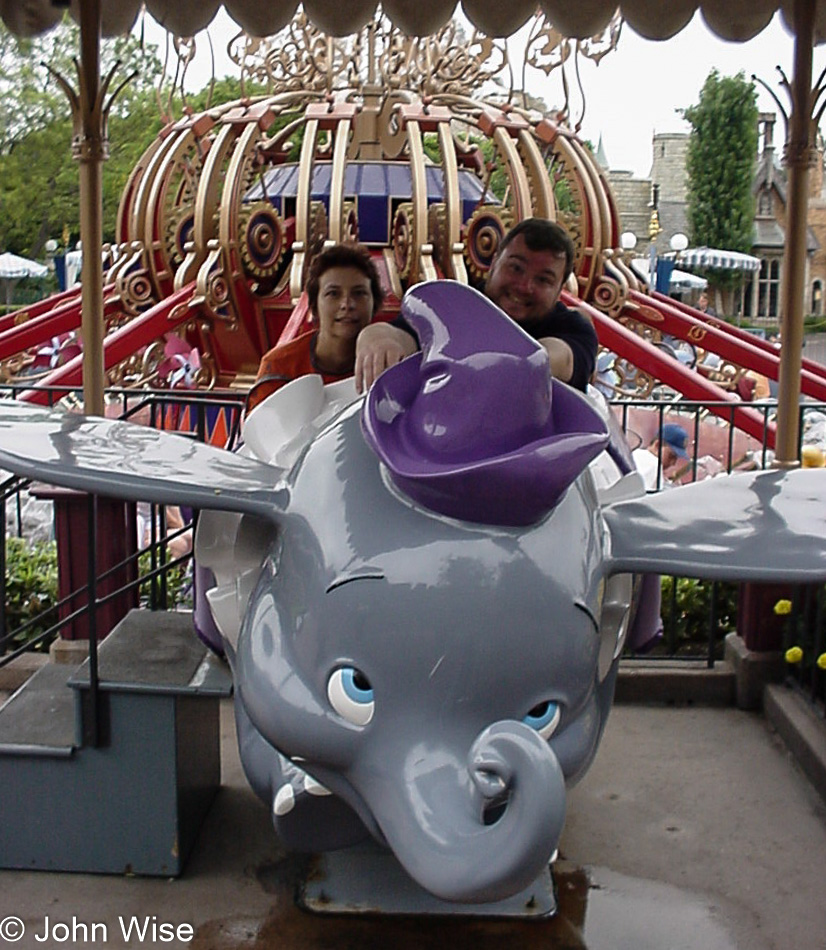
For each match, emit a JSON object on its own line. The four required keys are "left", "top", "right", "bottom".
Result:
{"left": 1, "top": 698, "right": 824, "bottom": 949}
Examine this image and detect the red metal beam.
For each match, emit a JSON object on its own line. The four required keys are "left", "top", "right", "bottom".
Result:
{"left": 649, "top": 289, "right": 826, "bottom": 383}
{"left": 629, "top": 289, "right": 826, "bottom": 402}
{"left": 566, "top": 293, "right": 777, "bottom": 450}
{"left": 20, "top": 283, "right": 198, "bottom": 406}
{"left": 0, "top": 285, "right": 114, "bottom": 334}
{"left": 0, "top": 291, "right": 122, "bottom": 362}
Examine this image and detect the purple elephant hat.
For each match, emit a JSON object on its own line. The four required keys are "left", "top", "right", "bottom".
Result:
{"left": 361, "top": 280, "right": 609, "bottom": 526}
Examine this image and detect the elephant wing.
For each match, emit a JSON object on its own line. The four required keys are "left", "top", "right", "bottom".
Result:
{"left": 0, "top": 402, "right": 287, "bottom": 521}
{"left": 603, "top": 468, "right": 826, "bottom": 583}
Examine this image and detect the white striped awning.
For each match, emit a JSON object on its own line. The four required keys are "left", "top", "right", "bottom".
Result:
{"left": 631, "top": 259, "right": 708, "bottom": 291}
{"left": 674, "top": 247, "right": 762, "bottom": 273}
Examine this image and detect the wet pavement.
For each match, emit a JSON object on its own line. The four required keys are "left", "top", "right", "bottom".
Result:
{"left": 1, "top": 699, "right": 825, "bottom": 949}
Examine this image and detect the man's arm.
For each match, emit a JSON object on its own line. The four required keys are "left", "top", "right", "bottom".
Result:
{"left": 355, "top": 322, "right": 418, "bottom": 393}
{"left": 536, "top": 337, "right": 575, "bottom": 384}
{"left": 540, "top": 307, "right": 598, "bottom": 391}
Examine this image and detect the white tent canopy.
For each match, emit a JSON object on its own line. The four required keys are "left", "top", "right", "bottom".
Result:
{"left": 0, "top": 251, "right": 48, "bottom": 306}
{"left": 2, "top": 0, "right": 826, "bottom": 42}
{"left": 669, "top": 247, "right": 762, "bottom": 273}
{"left": 0, "top": 251, "right": 47, "bottom": 280}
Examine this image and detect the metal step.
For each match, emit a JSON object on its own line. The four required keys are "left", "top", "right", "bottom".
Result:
{"left": 0, "top": 662, "right": 79, "bottom": 757}
{"left": 0, "top": 610, "right": 232, "bottom": 875}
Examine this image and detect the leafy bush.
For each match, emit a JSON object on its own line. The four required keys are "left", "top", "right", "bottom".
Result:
{"left": 2, "top": 536, "right": 193, "bottom": 655}
{"left": 3, "top": 537, "right": 59, "bottom": 649}
{"left": 659, "top": 576, "right": 739, "bottom": 654}
{"left": 138, "top": 549, "right": 193, "bottom": 611}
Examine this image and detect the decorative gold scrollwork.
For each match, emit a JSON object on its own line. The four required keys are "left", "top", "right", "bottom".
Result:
{"left": 591, "top": 275, "right": 626, "bottom": 318}
{"left": 198, "top": 247, "right": 238, "bottom": 330}
{"left": 463, "top": 206, "right": 512, "bottom": 281}
{"left": 392, "top": 202, "right": 416, "bottom": 280}
{"left": 164, "top": 207, "right": 196, "bottom": 273}
{"left": 118, "top": 266, "right": 156, "bottom": 318}
{"left": 308, "top": 200, "right": 329, "bottom": 256}
{"left": 341, "top": 201, "right": 359, "bottom": 243}
{"left": 428, "top": 203, "right": 449, "bottom": 276}
{"left": 239, "top": 201, "right": 286, "bottom": 279}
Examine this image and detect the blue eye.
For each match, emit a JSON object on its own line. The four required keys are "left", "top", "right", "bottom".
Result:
{"left": 328, "top": 667, "right": 375, "bottom": 725}
{"left": 523, "top": 701, "right": 561, "bottom": 739}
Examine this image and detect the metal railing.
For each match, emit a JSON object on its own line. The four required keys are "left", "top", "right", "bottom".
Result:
{"left": 0, "top": 387, "right": 246, "bottom": 744}
{"left": 611, "top": 396, "right": 826, "bottom": 714}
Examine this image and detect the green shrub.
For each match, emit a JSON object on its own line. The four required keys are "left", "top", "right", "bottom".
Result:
{"left": 2, "top": 537, "right": 192, "bottom": 654}
{"left": 4, "top": 537, "right": 59, "bottom": 649}
{"left": 138, "top": 549, "right": 193, "bottom": 611}
{"left": 659, "top": 576, "right": 739, "bottom": 654}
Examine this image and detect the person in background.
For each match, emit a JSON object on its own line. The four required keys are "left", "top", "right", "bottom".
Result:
{"left": 632, "top": 423, "right": 691, "bottom": 491}
{"left": 354, "top": 217, "right": 598, "bottom": 394}
{"left": 247, "top": 243, "right": 384, "bottom": 414}
{"left": 696, "top": 291, "right": 717, "bottom": 316}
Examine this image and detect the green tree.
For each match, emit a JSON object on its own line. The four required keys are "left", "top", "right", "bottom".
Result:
{"left": 0, "top": 16, "right": 163, "bottom": 256}
{"left": 683, "top": 69, "right": 758, "bottom": 254}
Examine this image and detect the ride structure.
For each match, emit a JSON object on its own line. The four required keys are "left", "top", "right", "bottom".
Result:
{"left": 3, "top": 7, "right": 824, "bottom": 452}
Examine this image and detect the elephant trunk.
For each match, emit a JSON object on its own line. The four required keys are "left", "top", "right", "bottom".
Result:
{"left": 364, "top": 720, "right": 566, "bottom": 904}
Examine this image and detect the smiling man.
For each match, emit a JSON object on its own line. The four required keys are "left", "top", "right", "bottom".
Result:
{"left": 355, "top": 218, "right": 598, "bottom": 393}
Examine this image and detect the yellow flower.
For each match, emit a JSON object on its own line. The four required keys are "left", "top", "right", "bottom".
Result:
{"left": 817, "top": 654, "right": 826, "bottom": 671}
{"left": 785, "top": 646, "right": 804, "bottom": 664}
{"left": 773, "top": 599, "right": 793, "bottom": 616}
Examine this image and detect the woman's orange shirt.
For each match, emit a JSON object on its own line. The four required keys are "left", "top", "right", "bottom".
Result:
{"left": 246, "top": 330, "right": 353, "bottom": 414}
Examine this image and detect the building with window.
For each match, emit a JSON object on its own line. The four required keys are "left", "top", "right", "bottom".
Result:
{"left": 605, "top": 115, "right": 825, "bottom": 323}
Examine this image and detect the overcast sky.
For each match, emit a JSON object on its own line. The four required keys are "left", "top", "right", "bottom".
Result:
{"left": 141, "top": 9, "right": 826, "bottom": 180}
{"left": 565, "top": 12, "right": 826, "bottom": 178}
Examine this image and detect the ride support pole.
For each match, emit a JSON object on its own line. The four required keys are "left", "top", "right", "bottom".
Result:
{"left": 775, "top": 0, "right": 815, "bottom": 468}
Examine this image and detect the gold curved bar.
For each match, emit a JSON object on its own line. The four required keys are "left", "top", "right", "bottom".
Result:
{"left": 540, "top": 128, "right": 602, "bottom": 301}
{"left": 115, "top": 132, "right": 165, "bottom": 246}
{"left": 518, "top": 128, "right": 554, "bottom": 221}
{"left": 144, "top": 123, "right": 214, "bottom": 295}
{"left": 328, "top": 117, "right": 352, "bottom": 245}
{"left": 219, "top": 119, "right": 271, "bottom": 251}
{"left": 575, "top": 136, "right": 614, "bottom": 268}
{"left": 131, "top": 124, "right": 192, "bottom": 252}
{"left": 194, "top": 122, "right": 243, "bottom": 254}
{"left": 492, "top": 127, "right": 531, "bottom": 222}
{"left": 403, "top": 114, "right": 429, "bottom": 285}
{"left": 291, "top": 115, "right": 321, "bottom": 301}
{"left": 437, "top": 120, "right": 467, "bottom": 282}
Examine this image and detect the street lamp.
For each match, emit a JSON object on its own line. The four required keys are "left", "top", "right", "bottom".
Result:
{"left": 44, "top": 238, "right": 59, "bottom": 274}
{"left": 670, "top": 232, "right": 688, "bottom": 254}
{"left": 620, "top": 231, "right": 638, "bottom": 254}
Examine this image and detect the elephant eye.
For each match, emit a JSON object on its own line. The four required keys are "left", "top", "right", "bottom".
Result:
{"left": 327, "top": 667, "right": 375, "bottom": 726}
{"left": 523, "top": 701, "right": 561, "bottom": 739}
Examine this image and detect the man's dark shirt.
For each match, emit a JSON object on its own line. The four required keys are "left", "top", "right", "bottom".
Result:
{"left": 393, "top": 300, "right": 598, "bottom": 392}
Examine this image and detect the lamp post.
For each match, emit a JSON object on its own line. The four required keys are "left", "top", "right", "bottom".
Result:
{"left": 670, "top": 232, "right": 688, "bottom": 256}
{"left": 647, "top": 184, "right": 662, "bottom": 291}
{"left": 44, "top": 238, "right": 59, "bottom": 272}
{"left": 620, "top": 231, "right": 638, "bottom": 258}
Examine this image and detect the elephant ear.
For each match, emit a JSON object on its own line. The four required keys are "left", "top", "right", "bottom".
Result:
{"left": 0, "top": 403, "right": 288, "bottom": 522}
{"left": 603, "top": 469, "right": 826, "bottom": 583}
